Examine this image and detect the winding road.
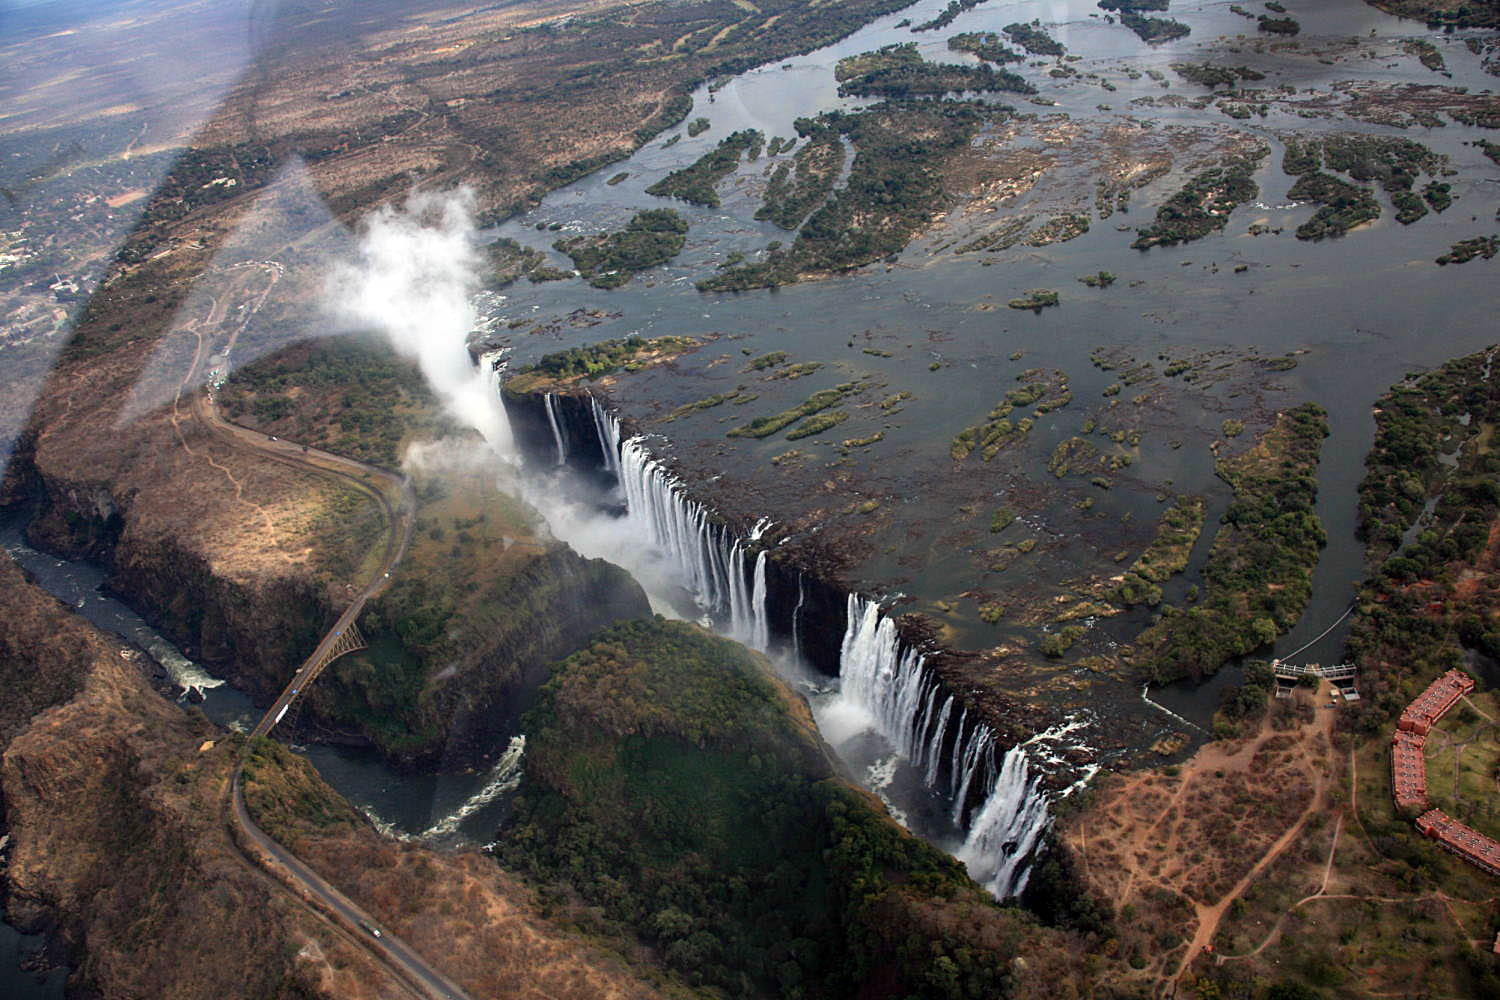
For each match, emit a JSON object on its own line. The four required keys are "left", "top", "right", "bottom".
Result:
{"left": 191, "top": 396, "right": 419, "bottom": 740}
{"left": 165, "top": 263, "right": 467, "bottom": 999}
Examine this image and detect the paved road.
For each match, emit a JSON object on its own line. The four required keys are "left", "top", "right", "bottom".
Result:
{"left": 188, "top": 393, "right": 417, "bottom": 739}
{"left": 188, "top": 393, "right": 469, "bottom": 999}
{"left": 231, "top": 773, "right": 474, "bottom": 1000}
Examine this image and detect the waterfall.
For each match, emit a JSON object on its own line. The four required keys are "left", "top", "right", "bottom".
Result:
{"left": 750, "top": 551, "right": 769, "bottom": 653}
{"left": 956, "top": 746, "right": 1050, "bottom": 898}
{"left": 478, "top": 349, "right": 518, "bottom": 459}
{"left": 835, "top": 593, "right": 1051, "bottom": 898}
{"left": 614, "top": 434, "right": 772, "bottom": 652}
{"left": 590, "top": 394, "right": 621, "bottom": 476}
{"left": 520, "top": 387, "right": 1055, "bottom": 896}
{"left": 543, "top": 392, "right": 566, "bottom": 466}
{"left": 790, "top": 575, "right": 806, "bottom": 662}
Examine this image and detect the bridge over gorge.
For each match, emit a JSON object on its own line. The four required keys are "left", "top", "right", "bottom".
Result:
{"left": 250, "top": 620, "right": 369, "bottom": 739}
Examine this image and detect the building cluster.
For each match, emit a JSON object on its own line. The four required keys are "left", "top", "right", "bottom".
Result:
{"left": 1389, "top": 669, "right": 1500, "bottom": 878}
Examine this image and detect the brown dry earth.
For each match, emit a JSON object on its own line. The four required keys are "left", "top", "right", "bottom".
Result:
{"left": 0, "top": 556, "right": 409, "bottom": 1000}
{"left": 0, "top": 552, "right": 670, "bottom": 999}
{"left": 1062, "top": 683, "right": 1339, "bottom": 996}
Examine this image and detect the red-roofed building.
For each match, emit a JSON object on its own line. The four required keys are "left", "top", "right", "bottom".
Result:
{"left": 1416, "top": 809, "right": 1500, "bottom": 878}
{"left": 1391, "top": 730, "right": 1429, "bottom": 811}
{"left": 1398, "top": 669, "right": 1475, "bottom": 736}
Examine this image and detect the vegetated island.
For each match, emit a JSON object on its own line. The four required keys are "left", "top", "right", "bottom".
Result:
{"left": 755, "top": 130, "right": 845, "bottom": 229}
{"left": 833, "top": 43, "right": 1035, "bottom": 98}
{"left": 1170, "top": 62, "right": 1266, "bottom": 88}
{"left": 554, "top": 208, "right": 689, "bottom": 289}
{"left": 646, "top": 129, "right": 763, "bottom": 207}
{"left": 1131, "top": 153, "right": 1264, "bottom": 249}
{"left": 1284, "top": 134, "right": 1446, "bottom": 234}
{"left": 1436, "top": 235, "right": 1498, "bottom": 265}
{"left": 1003, "top": 21, "right": 1066, "bottom": 56}
{"left": 947, "top": 31, "right": 1025, "bottom": 64}
{"left": 913, "top": 0, "right": 992, "bottom": 32}
{"left": 1118, "top": 11, "right": 1192, "bottom": 43}
{"left": 700, "top": 101, "right": 995, "bottom": 291}
{"left": 1123, "top": 403, "right": 1329, "bottom": 684}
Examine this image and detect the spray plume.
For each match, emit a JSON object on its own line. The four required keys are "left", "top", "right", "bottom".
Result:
{"left": 327, "top": 188, "right": 513, "bottom": 455}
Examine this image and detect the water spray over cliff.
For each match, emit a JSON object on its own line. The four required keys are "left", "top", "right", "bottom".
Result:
{"left": 327, "top": 188, "right": 514, "bottom": 455}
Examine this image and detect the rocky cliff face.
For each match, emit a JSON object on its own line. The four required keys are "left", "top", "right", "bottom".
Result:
{"left": 309, "top": 543, "right": 651, "bottom": 769}
{"left": 7, "top": 415, "right": 651, "bottom": 770}
{"left": 0, "top": 556, "right": 671, "bottom": 1000}
{"left": 0, "top": 558, "right": 403, "bottom": 1000}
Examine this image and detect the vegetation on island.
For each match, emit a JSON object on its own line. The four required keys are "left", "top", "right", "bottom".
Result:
{"left": 687, "top": 116, "right": 711, "bottom": 137}
{"left": 1171, "top": 62, "right": 1266, "bottom": 88}
{"left": 1126, "top": 404, "right": 1328, "bottom": 683}
{"left": 1287, "top": 172, "right": 1381, "bottom": 240}
{"left": 951, "top": 370, "right": 1069, "bottom": 460}
{"left": 1098, "top": 0, "right": 1170, "bottom": 10}
{"left": 1356, "top": 349, "right": 1496, "bottom": 561}
{"left": 497, "top": 618, "right": 1083, "bottom": 999}
{"left": 1079, "top": 270, "right": 1117, "bottom": 287}
{"left": 511, "top": 334, "right": 698, "bottom": 386}
{"left": 1115, "top": 496, "right": 1206, "bottom": 608}
{"left": 914, "top": 0, "right": 992, "bottom": 32}
{"left": 947, "top": 31, "right": 1024, "bottom": 64}
{"left": 755, "top": 131, "right": 845, "bottom": 230}
{"left": 728, "top": 382, "right": 866, "bottom": 438}
{"left": 486, "top": 237, "right": 548, "bottom": 287}
{"left": 554, "top": 208, "right": 689, "bottom": 289}
{"left": 1003, "top": 22, "right": 1065, "bottom": 56}
{"left": 833, "top": 43, "right": 1034, "bottom": 98}
{"left": 1256, "top": 14, "right": 1300, "bottom": 33}
{"left": 1008, "top": 288, "right": 1060, "bottom": 311}
{"left": 1404, "top": 38, "right": 1447, "bottom": 72}
{"left": 1436, "top": 235, "right": 1499, "bottom": 265}
{"left": 744, "top": 351, "right": 789, "bottom": 371}
{"left": 1118, "top": 12, "right": 1192, "bottom": 43}
{"left": 1285, "top": 134, "right": 1444, "bottom": 230}
{"left": 1364, "top": 0, "right": 1500, "bottom": 27}
{"left": 1347, "top": 348, "right": 1500, "bottom": 738}
{"left": 785, "top": 410, "right": 849, "bottom": 439}
{"left": 1131, "top": 155, "right": 1263, "bottom": 249}
{"left": 646, "top": 129, "right": 763, "bottom": 207}
{"left": 700, "top": 101, "right": 991, "bottom": 290}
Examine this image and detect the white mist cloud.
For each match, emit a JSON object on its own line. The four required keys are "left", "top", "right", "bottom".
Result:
{"left": 327, "top": 188, "right": 514, "bottom": 456}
